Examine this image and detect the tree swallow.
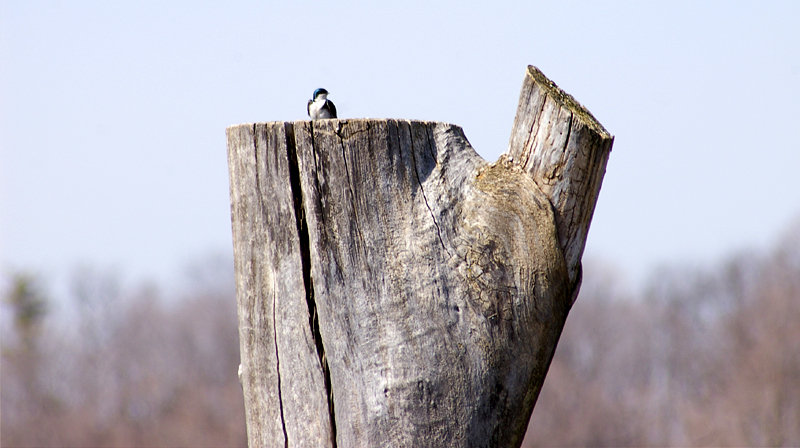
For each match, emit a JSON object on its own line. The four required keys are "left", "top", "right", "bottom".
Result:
{"left": 307, "top": 88, "right": 337, "bottom": 119}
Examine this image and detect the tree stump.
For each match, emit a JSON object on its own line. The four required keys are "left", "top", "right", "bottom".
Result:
{"left": 227, "top": 65, "right": 613, "bottom": 448}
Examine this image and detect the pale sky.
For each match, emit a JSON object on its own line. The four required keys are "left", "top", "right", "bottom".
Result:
{"left": 2, "top": 1, "right": 799, "bottom": 293}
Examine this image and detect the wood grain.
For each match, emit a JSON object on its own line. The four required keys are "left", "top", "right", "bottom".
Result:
{"left": 227, "top": 66, "right": 613, "bottom": 447}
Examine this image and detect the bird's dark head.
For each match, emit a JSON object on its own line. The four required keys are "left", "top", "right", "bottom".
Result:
{"left": 313, "top": 88, "right": 329, "bottom": 99}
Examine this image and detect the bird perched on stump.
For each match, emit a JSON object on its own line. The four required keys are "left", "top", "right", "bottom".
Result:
{"left": 307, "top": 88, "right": 337, "bottom": 119}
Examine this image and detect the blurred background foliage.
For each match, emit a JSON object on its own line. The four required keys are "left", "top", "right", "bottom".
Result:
{"left": 2, "top": 223, "right": 799, "bottom": 447}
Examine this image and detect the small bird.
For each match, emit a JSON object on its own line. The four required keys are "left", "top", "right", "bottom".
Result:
{"left": 307, "top": 88, "right": 337, "bottom": 119}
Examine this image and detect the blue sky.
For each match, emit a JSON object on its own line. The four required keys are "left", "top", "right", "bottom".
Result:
{"left": 2, "top": 1, "right": 799, "bottom": 292}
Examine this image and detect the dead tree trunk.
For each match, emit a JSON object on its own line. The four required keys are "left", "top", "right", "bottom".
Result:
{"left": 227, "top": 65, "right": 613, "bottom": 448}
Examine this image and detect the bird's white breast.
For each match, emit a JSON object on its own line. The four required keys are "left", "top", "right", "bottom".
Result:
{"left": 308, "top": 99, "right": 323, "bottom": 119}
{"left": 311, "top": 99, "right": 333, "bottom": 119}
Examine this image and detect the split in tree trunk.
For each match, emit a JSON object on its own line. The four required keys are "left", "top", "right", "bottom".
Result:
{"left": 227, "top": 65, "right": 613, "bottom": 447}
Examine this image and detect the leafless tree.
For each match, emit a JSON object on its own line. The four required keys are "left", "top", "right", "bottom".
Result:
{"left": 523, "top": 222, "right": 800, "bottom": 446}
{"left": 3, "top": 223, "right": 799, "bottom": 446}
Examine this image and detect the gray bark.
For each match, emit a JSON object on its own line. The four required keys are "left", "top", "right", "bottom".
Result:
{"left": 227, "top": 65, "right": 613, "bottom": 448}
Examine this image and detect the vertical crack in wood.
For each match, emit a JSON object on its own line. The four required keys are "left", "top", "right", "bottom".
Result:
{"left": 252, "top": 124, "right": 265, "bottom": 215}
{"left": 521, "top": 83, "right": 545, "bottom": 169}
{"left": 287, "top": 123, "right": 338, "bottom": 447}
{"left": 335, "top": 122, "right": 372, "bottom": 273}
{"left": 253, "top": 123, "right": 288, "bottom": 446}
{"left": 272, "top": 279, "right": 289, "bottom": 448}
{"left": 410, "top": 123, "right": 452, "bottom": 258}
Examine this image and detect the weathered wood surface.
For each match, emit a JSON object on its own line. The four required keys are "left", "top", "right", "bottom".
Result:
{"left": 506, "top": 66, "right": 613, "bottom": 287}
{"left": 227, "top": 65, "right": 613, "bottom": 448}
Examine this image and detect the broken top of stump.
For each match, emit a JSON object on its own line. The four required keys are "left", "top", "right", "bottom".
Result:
{"left": 507, "top": 65, "right": 614, "bottom": 285}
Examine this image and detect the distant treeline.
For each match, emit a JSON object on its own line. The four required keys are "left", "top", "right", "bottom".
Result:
{"left": 524, "top": 223, "right": 800, "bottom": 446}
{"left": 2, "top": 226, "right": 799, "bottom": 447}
